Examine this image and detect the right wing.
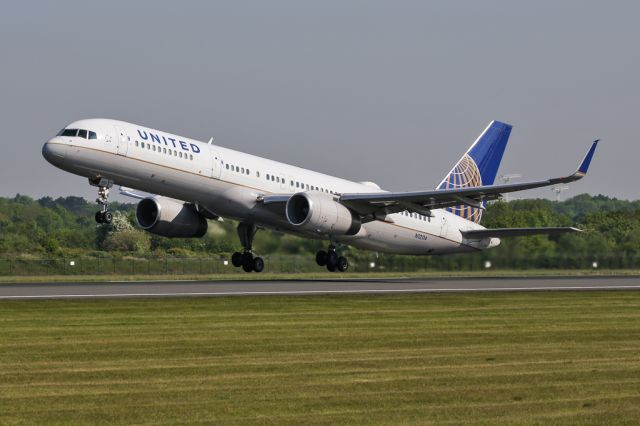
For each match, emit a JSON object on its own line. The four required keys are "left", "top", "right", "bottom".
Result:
{"left": 339, "top": 141, "right": 599, "bottom": 219}
{"left": 462, "top": 227, "right": 582, "bottom": 239}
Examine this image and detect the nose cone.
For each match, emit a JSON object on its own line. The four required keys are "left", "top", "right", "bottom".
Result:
{"left": 42, "top": 140, "right": 68, "bottom": 166}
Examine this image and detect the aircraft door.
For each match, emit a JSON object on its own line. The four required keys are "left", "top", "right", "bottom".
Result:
{"left": 115, "top": 126, "right": 128, "bottom": 156}
{"left": 211, "top": 152, "right": 223, "bottom": 179}
{"left": 439, "top": 214, "right": 449, "bottom": 238}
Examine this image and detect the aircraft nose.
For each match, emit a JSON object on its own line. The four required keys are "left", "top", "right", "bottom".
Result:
{"left": 42, "top": 141, "right": 67, "bottom": 165}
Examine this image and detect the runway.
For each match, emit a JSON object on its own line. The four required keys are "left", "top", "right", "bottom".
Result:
{"left": 1, "top": 276, "right": 639, "bottom": 300}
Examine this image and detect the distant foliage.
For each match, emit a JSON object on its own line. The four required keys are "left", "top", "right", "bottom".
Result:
{"left": 0, "top": 193, "right": 639, "bottom": 260}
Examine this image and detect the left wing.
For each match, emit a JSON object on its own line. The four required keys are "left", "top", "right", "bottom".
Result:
{"left": 339, "top": 141, "right": 598, "bottom": 220}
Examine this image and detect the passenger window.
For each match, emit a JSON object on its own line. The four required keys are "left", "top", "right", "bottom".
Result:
{"left": 190, "top": 154, "right": 193, "bottom": 160}
{"left": 241, "top": 167, "right": 245, "bottom": 174}
{"left": 153, "top": 145, "right": 156, "bottom": 152}
{"left": 226, "top": 164, "right": 229, "bottom": 170}
{"left": 246, "top": 169, "right": 250, "bottom": 175}
{"left": 88, "top": 131, "right": 97, "bottom": 139}
{"left": 135, "top": 141, "right": 139, "bottom": 147}
{"left": 141, "top": 142, "right": 145, "bottom": 148}
{"left": 61, "top": 129, "right": 78, "bottom": 137}
{"left": 296, "top": 182, "right": 299, "bottom": 188}
{"left": 179, "top": 152, "right": 183, "bottom": 158}
{"left": 256, "top": 171, "right": 260, "bottom": 178}
{"left": 174, "top": 150, "right": 177, "bottom": 156}
{"left": 272, "top": 175, "right": 275, "bottom": 182}
{"left": 266, "top": 174, "right": 270, "bottom": 180}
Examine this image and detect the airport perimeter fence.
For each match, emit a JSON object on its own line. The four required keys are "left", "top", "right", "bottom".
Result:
{"left": 0, "top": 253, "right": 638, "bottom": 276}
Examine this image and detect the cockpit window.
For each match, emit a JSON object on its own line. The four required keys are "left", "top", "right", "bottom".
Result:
{"left": 58, "top": 128, "right": 98, "bottom": 139}
{"left": 60, "top": 129, "right": 78, "bottom": 137}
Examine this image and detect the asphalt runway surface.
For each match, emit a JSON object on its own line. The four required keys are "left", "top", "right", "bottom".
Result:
{"left": 1, "top": 276, "right": 639, "bottom": 300}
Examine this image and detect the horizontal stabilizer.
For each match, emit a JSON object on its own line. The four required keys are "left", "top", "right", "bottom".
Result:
{"left": 462, "top": 227, "right": 582, "bottom": 239}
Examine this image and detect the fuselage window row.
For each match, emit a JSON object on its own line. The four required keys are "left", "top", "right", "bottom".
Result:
{"left": 134, "top": 140, "right": 193, "bottom": 160}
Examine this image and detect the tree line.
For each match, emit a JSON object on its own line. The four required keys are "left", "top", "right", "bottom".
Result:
{"left": 1, "top": 194, "right": 639, "bottom": 267}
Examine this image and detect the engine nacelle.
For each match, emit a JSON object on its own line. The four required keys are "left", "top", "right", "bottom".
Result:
{"left": 136, "top": 196, "right": 207, "bottom": 238}
{"left": 286, "top": 191, "right": 361, "bottom": 235}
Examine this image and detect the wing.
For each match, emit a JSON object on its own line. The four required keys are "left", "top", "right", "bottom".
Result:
{"left": 462, "top": 227, "right": 581, "bottom": 239}
{"left": 339, "top": 141, "right": 599, "bottom": 220}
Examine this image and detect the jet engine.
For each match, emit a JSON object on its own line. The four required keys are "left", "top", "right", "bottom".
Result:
{"left": 136, "top": 196, "right": 207, "bottom": 238}
{"left": 286, "top": 191, "right": 361, "bottom": 235}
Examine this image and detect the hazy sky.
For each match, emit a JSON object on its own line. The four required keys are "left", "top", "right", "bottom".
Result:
{"left": 0, "top": 1, "right": 636, "bottom": 202}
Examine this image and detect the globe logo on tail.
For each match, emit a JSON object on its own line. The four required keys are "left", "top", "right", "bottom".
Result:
{"left": 439, "top": 154, "right": 483, "bottom": 223}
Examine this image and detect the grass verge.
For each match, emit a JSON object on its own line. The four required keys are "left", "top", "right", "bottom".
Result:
{"left": 1, "top": 268, "right": 639, "bottom": 284}
{"left": 1, "top": 292, "right": 639, "bottom": 424}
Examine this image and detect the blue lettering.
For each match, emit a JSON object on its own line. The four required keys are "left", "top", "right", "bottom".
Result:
{"left": 190, "top": 143, "right": 201, "bottom": 153}
{"left": 137, "top": 130, "right": 148, "bottom": 140}
{"left": 150, "top": 133, "right": 161, "bottom": 144}
{"left": 179, "top": 141, "right": 189, "bottom": 151}
{"left": 161, "top": 136, "right": 169, "bottom": 145}
{"left": 168, "top": 137, "right": 177, "bottom": 148}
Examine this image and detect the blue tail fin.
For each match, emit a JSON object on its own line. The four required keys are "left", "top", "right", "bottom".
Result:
{"left": 437, "top": 120, "right": 512, "bottom": 223}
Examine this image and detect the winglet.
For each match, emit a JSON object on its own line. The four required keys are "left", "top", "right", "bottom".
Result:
{"left": 577, "top": 140, "right": 599, "bottom": 175}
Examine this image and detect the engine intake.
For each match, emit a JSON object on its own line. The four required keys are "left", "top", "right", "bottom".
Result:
{"left": 286, "top": 192, "right": 361, "bottom": 235}
{"left": 136, "top": 196, "right": 207, "bottom": 238}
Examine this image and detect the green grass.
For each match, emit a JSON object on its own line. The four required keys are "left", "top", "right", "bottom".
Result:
{"left": 1, "top": 268, "right": 639, "bottom": 283}
{"left": 1, "top": 292, "right": 640, "bottom": 425}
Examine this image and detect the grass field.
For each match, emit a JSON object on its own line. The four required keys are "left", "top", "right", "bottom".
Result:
{"left": 1, "top": 268, "right": 639, "bottom": 283}
{"left": 1, "top": 292, "right": 639, "bottom": 425}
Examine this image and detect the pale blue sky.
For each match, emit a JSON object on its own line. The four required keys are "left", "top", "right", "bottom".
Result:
{"left": 0, "top": 1, "right": 636, "bottom": 200}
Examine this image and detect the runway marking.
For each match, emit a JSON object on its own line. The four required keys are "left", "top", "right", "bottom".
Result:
{"left": 2, "top": 284, "right": 640, "bottom": 299}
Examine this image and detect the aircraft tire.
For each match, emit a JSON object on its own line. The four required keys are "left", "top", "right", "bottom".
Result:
{"left": 326, "top": 263, "right": 337, "bottom": 272}
{"left": 315, "top": 250, "right": 328, "bottom": 266}
{"left": 95, "top": 212, "right": 104, "bottom": 224}
{"left": 231, "top": 252, "right": 243, "bottom": 267}
{"left": 327, "top": 251, "right": 338, "bottom": 268}
{"left": 337, "top": 256, "right": 348, "bottom": 272}
{"left": 242, "top": 253, "right": 254, "bottom": 272}
{"left": 253, "top": 257, "right": 264, "bottom": 273}
{"left": 103, "top": 211, "right": 113, "bottom": 224}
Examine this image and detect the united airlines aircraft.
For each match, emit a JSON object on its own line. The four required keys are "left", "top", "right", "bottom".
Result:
{"left": 42, "top": 119, "right": 598, "bottom": 273}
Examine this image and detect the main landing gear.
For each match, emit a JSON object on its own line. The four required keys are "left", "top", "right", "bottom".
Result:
{"left": 315, "top": 244, "right": 348, "bottom": 273}
{"left": 90, "top": 178, "right": 113, "bottom": 225}
{"left": 231, "top": 223, "right": 265, "bottom": 273}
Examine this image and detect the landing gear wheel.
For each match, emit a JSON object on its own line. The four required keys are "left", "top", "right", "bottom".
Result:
{"left": 102, "top": 211, "right": 113, "bottom": 224}
{"left": 327, "top": 251, "right": 338, "bottom": 269}
{"left": 231, "top": 252, "right": 243, "bottom": 267}
{"left": 316, "top": 250, "right": 328, "bottom": 266}
{"left": 91, "top": 179, "right": 113, "bottom": 225}
{"left": 242, "top": 252, "right": 254, "bottom": 273}
{"left": 326, "top": 263, "right": 337, "bottom": 272}
{"left": 253, "top": 257, "right": 264, "bottom": 273}
{"left": 337, "top": 256, "right": 348, "bottom": 272}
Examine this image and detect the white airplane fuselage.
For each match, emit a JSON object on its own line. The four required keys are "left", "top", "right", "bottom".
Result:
{"left": 42, "top": 118, "right": 498, "bottom": 255}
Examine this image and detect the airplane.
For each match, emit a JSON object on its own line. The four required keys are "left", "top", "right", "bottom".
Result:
{"left": 42, "top": 119, "right": 598, "bottom": 273}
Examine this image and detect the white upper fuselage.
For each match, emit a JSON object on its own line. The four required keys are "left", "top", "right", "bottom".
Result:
{"left": 42, "top": 118, "right": 496, "bottom": 255}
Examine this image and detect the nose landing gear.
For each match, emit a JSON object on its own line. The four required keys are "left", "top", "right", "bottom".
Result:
{"left": 90, "top": 178, "right": 114, "bottom": 225}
